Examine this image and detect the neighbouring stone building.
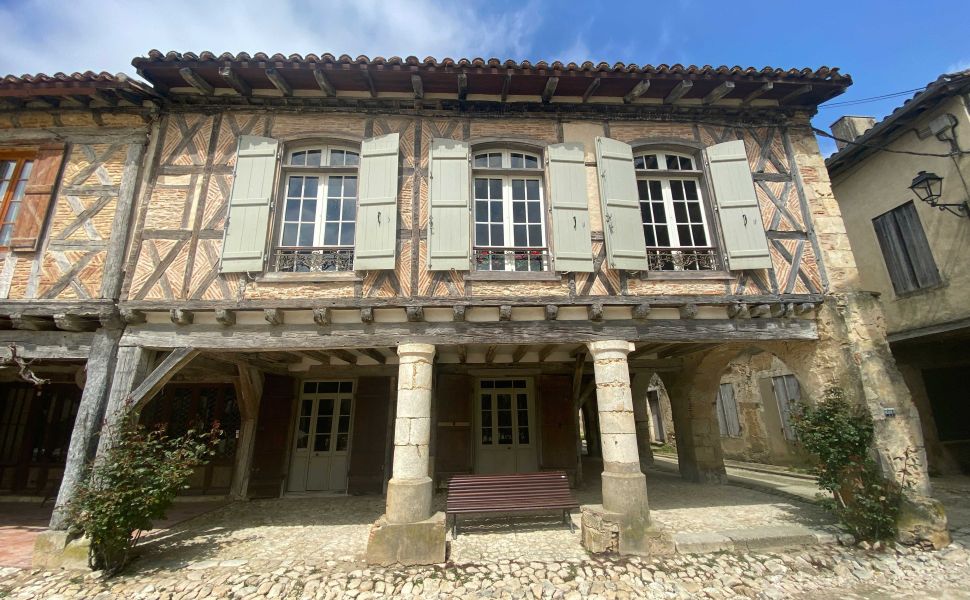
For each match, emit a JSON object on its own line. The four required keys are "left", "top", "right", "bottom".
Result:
{"left": 827, "top": 69, "right": 970, "bottom": 476}
{"left": 0, "top": 51, "right": 948, "bottom": 566}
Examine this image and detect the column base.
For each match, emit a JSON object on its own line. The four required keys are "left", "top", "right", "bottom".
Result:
{"left": 365, "top": 512, "right": 447, "bottom": 566}
{"left": 386, "top": 477, "right": 433, "bottom": 524}
{"left": 32, "top": 530, "right": 91, "bottom": 570}
{"left": 598, "top": 471, "right": 669, "bottom": 555}
{"left": 896, "top": 493, "right": 950, "bottom": 549}
{"left": 581, "top": 505, "right": 672, "bottom": 556}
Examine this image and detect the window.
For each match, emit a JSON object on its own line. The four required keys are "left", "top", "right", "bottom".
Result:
{"left": 273, "top": 145, "right": 360, "bottom": 272}
{"left": 0, "top": 157, "right": 34, "bottom": 247}
{"left": 635, "top": 150, "right": 719, "bottom": 271}
{"left": 716, "top": 383, "right": 741, "bottom": 437}
{"left": 872, "top": 201, "right": 941, "bottom": 295}
{"left": 472, "top": 149, "right": 549, "bottom": 272}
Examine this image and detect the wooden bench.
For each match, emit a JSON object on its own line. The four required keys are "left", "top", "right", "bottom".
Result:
{"left": 445, "top": 471, "right": 579, "bottom": 536}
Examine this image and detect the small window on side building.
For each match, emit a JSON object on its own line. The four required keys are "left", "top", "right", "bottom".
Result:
{"left": 872, "top": 201, "right": 941, "bottom": 295}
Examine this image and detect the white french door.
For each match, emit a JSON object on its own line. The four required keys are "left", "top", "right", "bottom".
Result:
{"left": 475, "top": 378, "right": 538, "bottom": 474}
{"left": 288, "top": 381, "right": 354, "bottom": 493}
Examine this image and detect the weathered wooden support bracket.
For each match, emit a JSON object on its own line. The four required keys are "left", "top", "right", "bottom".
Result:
{"left": 411, "top": 74, "right": 424, "bottom": 99}
{"left": 623, "top": 80, "right": 651, "bottom": 104}
{"left": 265, "top": 68, "right": 293, "bottom": 96}
{"left": 512, "top": 345, "right": 529, "bottom": 363}
{"left": 782, "top": 303, "right": 796, "bottom": 318}
{"left": 121, "top": 308, "right": 146, "bottom": 324}
{"left": 749, "top": 304, "right": 771, "bottom": 319}
{"left": 703, "top": 81, "right": 735, "bottom": 105}
{"left": 537, "top": 344, "right": 556, "bottom": 362}
{"left": 457, "top": 345, "right": 467, "bottom": 364}
{"left": 742, "top": 82, "right": 773, "bottom": 106}
{"left": 500, "top": 70, "right": 513, "bottom": 102}
{"left": 89, "top": 90, "right": 118, "bottom": 106}
{"left": 795, "top": 302, "right": 816, "bottom": 316}
{"left": 9, "top": 314, "right": 55, "bottom": 331}
{"left": 545, "top": 305, "right": 559, "bottom": 321}
{"left": 633, "top": 303, "right": 651, "bottom": 320}
{"left": 499, "top": 305, "right": 512, "bottom": 321}
{"left": 665, "top": 80, "right": 693, "bottom": 104}
{"left": 219, "top": 67, "right": 251, "bottom": 96}
{"left": 360, "top": 67, "right": 377, "bottom": 98}
{"left": 457, "top": 73, "right": 468, "bottom": 101}
{"left": 541, "top": 76, "right": 559, "bottom": 103}
{"left": 727, "top": 303, "right": 751, "bottom": 319}
{"left": 264, "top": 309, "right": 284, "bottom": 326}
{"left": 679, "top": 304, "right": 698, "bottom": 319}
{"left": 360, "top": 307, "right": 374, "bottom": 323}
{"left": 312, "top": 308, "right": 331, "bottom": 326}
{"left": 581, "top": 77, "right": 602, "bottom": 103}
{"left": 332, "top": 349, "right": 359, "bottom": 365}
{"left": 406, "top": 306, "right": 425, "bottom": 322}
{"left": 312, "top": 68, "right": 336, "bottom": 96}
{"left": 360, "top": 348, "right": 387, "bottom": 364}
{"left": 215, "top": 309, "right": 236, "bottom": 327}
{"left": 453, "top": 305, "right": 466, "bottom": 322}
{"left": 484, "top": 345, "right": 498, "bottom": 364}
{"left": 170, "top": 309, "right": 193, "bottom": 326}
{"left": 779, "top": 84, "right": 812, "bottom": 104}
{"left": 53, "top": 314, "right": 97, "bottom": 332}
{"left": 128, "top": 347, "right": 199, "bottom": 409}
{"left": 769, "top": 303, "right": 787, "bottom": 318}
{"left": 587, "top": 303, "right": 604, "bottom": 322}
{"left": 179, "top": 67, "right": 214, "bottom": 95}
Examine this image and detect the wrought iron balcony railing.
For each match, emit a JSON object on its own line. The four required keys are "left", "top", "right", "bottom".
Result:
{"left": 474, "top": 247, "right": 550, "bottom": 272}
{"left": 273, "top": 247, "right": 355, "bottom": 272}
{"left": 646, "top": 247, "right": 720, "bottom": 272}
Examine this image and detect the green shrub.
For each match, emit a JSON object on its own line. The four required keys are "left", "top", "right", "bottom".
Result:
{"left": 792, "top": 389, "right": 901, "bottom": 542}
{"left": 68, "top": 417, "right": 222, "bottom": 574}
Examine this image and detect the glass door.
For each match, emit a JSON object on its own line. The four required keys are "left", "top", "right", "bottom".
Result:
{"left": 475, "top": 378, "right": 538, "bottom": 474}
{"left": 288, "top": 381, "right": 354, "bottom": 492}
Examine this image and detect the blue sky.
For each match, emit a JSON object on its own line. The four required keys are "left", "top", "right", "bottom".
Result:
{"left": 2, "top": 0, "right": 969, "bottom": 155}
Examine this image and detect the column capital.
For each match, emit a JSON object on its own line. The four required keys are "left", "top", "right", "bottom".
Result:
{"left": 397, "top": 343, "right": 436, "bottom": 361}
{"left": 587, "top": 340, "right": 634, "bottom": 360}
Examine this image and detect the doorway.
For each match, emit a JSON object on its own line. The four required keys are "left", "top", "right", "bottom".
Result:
{"left": 647, "top": 389, "right": 665, "bottom": 443}
{"left": 475, "top": 378, "right": 538, "bottom": 474}
{"left": 287, "top": 381, "right": 354, "bottom": 493}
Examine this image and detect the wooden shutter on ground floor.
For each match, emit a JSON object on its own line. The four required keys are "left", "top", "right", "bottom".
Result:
{"left": 347, "top": 376, "right": 392, "bottom": 494}
{"left": 434, "top": 373, "right": 473, "bottom": 483}
{"left": 594, "top": 137, "right": 647, "bottom": 270}
{"left": 427, "top": 138, "right": 470, "bottom": 271}
{"left": 354, "top": 133, "right": 399, "bottom": 270}
{"left": 770, "top": 374, "right": 801, "bottom": 442}
{"left": 248, "top": 374, "right": 294, "bottom": 498}
{"left": 705, "top": 139, "right": 772, "bottom": 270}
{"left": 219, "top": 135, "right": 279, "bottom": 273}
{"left": 538, "top": 374, "right": 579, "bottom": 477}
{"left": 546, "top": 143, "right": 594, "bottom": 272}
{"left": 716, "top": 383, "right": 741, "bottom": 438}
{"left": 10, "top": 143, "right": 66, "bottom": 251}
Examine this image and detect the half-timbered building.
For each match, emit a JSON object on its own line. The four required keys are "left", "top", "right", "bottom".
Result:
{"left": 0, "top": 52, "right": 948, "bottom": 566}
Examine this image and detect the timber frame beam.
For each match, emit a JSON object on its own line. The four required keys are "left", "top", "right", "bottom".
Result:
{"left": 128, "top": 347, "right": 199, "bottom": 409}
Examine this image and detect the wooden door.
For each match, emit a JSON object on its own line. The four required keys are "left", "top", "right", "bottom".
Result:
{"left": 434, "top": 373, "right": 473, "bottom": 483}
{"left": 538, "top": 374, "right": 577, "bottom": 475}
{"left": 347, "top": 377, "right": 391, "bottom": 494}
{"left": 248, "top": 374, "right": 294, "bottom": 498}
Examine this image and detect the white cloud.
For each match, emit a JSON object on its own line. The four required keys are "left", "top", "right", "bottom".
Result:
{"left": 946, "top": 58, "right": 970, "bottom": 74}
{"left": 0, "top": 0, "right": 543, "bottom": 78}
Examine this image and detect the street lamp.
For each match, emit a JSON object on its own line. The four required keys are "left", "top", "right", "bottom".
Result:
{"left": 909, "top": 171, "right": 968, "bottom": 217}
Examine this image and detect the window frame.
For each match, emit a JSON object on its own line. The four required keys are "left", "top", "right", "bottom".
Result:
{"left": 471, "top": 147, "right": 551, "bottom": 273}
{"left": 633, "top": 148, "right": 722, "bottom": 272}
{"left": 0, "top": 151, "right": 37, "bottom": 250}
{"left": 270, "top": 142, "right": 361, "bottom": 273}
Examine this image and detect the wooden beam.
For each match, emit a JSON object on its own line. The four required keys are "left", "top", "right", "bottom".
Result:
{"left": 10, "top": 314, "right": 55, "bottom": 331}
{"left": 499, "top": 305, "right": 512, "bottom": 321}
{"left": 312, "top": 68, "right": 336, "bottom": 96}
{"left": 129, "top": 348, "right": 199, "bottom": 409}
{"left": 500, "top": 70, "right": 513, "bottom": 102}
{"left": 623, "top": 80, "right": 651, "bottom": 104}
{"left": 541, "top": 76, "right": 559, "bottom": 103}
{"left": 179, "top": 67, "right": 214, "bottom": 95}
{"left": 741, "top": 82, "right": 773, "bottom": 106}
{"left": 658, "top": 343, "right": 717, "bottom": 359}
{"left": 581, "top": 77, "right": 603, "bottom": 103}
{"left": 332, "top": 349, "right": 360, "bottom": 365}
{"left": 702, "top": 81, "right": 735, "bottom": 105}
{"left": 484, "top": 345, "right": 498, "bottom": 364}
{"left": 779, "top": 84, "right": 812, "bottom": 104}
{"left": 265, "top": 68, "right": 293, "bottom": 97}
{"left": 629, "top": 343, "right": 672, "bottom": 360}
{"left": 170, "top": 309, "right": 193, "bottom": 326}
{"left": 302, "top": 350, "right": 332, "bottom": 364}
{"left": 360, "top": 307, "right": 374, "bottom": 323}
{"left": 727, "top": 303, "right": 750, "bottom": 319}
{"left": 457, "top": 73, "right": 468, "bottom": 101}
{"left": 89, "top": 90, "right": 118, "bottom": 106}
{"left": 264, "top": 309, "right": 284, "bottom": 326}
{"left": 411, "top": 74, "right": 424, "bottom": 99}
{"left": 457, "top": 344, "right": 467, "bottom": 364}
{"left": 53, "top": 314, "right": 97, "bottom": 333}
{"left": 664, "top": 80, "right": 693, "bottom": 104}
{"left": 360, "top": 348, "right": 387, "bottom": 364}
{"left": 588, "top": 303, "right": 604, "bottom": 322}
{"left": 406, "top": 306, "right": 425, "bottom": 322}
{"left": 795, "top": 302, "right": 815, "bottom": 316}
{"left": 360, "top": 67, "right": 377, "bottom": 98}
{"left": 219, "top": 66, "right": 251, "bottom": 96}
{"left": 512, "top": 345, "right": 530, "bottom": 363}
{"left": 537, "top": 344, "right": 556, "bottom": 362}
{"left": 545, "top": 305, "right": 559, "bottom": 321}
{"left": 313, "top": 308, "right": 331, "bottom": 325}
{"left": 453, "top": 305, "right": 466, "bottom": 322}
{"left": 749, "top": 304, "right": 771, "bottom": 319}
{"left": 215, "top": 309, "right": 236, "bottom": 326}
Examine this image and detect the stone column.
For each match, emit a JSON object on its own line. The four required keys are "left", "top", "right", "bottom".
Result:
{"left": 664, "top": 360, "right": 728, "bottom": 484}
{"left": 630, "top": 372, "right": 655, "bottom": 470}
{"left": 584, "top": 340, "right": 664, "bottom": 555}
{"left": 366, "top": 343, "right": 445, "bottom": 565}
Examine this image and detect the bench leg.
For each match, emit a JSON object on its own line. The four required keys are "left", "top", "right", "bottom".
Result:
{"left": 565, "top": 509, "right": 575, "bottom": 533}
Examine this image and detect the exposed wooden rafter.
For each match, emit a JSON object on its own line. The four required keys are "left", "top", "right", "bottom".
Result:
{"left": 264, "top": 308, "right": 284, "bottom": 326}
{"left": 779, "top": 84, "right": 812, "bottom": 104}
{"left": 170, "top": 309, "right": 193, "bottom": 325}
{"left": 664, "top": 80, "right": 693, "bottom": 104}
{"left": 265, "top": 68, "right": 293, "bottom": 96}
{"left": 219, "top": 67, "right": 251, "bottom": 96}
{"left": 484, "top": 345, "right": 498, "bottom": 364}
{"left": 312, "top": 68, "right": 336, "bottom": 96}
{"left": 581, "top": 77, "right": 602, "bottom": 103}
{"left": 741, "top": 82, "right": 773, "bottom": 106}
{"left": 179, "top": 67, "right": 214, "bottom": 95}
{"left": 215, "top": 309, "right": 236, "bottom": 326}
{"left": 457, "top": 73, "right": 468, "bottom": 100}
{"left": 89, "top": 89, "right": 119, "bottom": 106}
{"left": 512, "top": 345, "right": 530, "bottom": 363}
{"left": 129, "top": 348, "right": 199, "bottom": 408}
{"left": 360, "top": 348, "right": 388, "bottom": 364}
{"left": 623, "top": 80, "right": 651, "bottom": 104}
{"left": 500, "top": 70, "right": 513, "bottom": 101}
{"left": 360, "top": 67, "right": 377, "bottom": 98}
{"left": 411, "top": 74, "right": 424, "bottom": 99}
{"left": 702, "top": 81, "right": 735, "bottom": 105}
{"left": 541, "top": 76, "right": 559, "bottom": 103}
{"left": 537, "top": 344, "right": 556, "bottom": 362}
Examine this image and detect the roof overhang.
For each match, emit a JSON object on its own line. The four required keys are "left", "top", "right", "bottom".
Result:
{"left": 0, "top": 72, "right": 160, "bottom": 110}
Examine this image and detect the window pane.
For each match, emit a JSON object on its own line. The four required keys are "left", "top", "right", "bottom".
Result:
{"left": 489, "top": 179, "right": 502, "bottom": 199}
{"left": 640, "top": 204, "right": 653, "bottom": 223}
{"left": 329, "top": 149, "right": 345, "bottom": 166}
{"left": 643, "top": 226, "right": 656, "bottom": 246}
{"left": 474, "top": 154, "right": 489, "bottom": 168}
{"left": 637, "top": 179, "right": 650, "bottom": 200}
{"left": 326, "top": 198, "right": 340, "bottom": 220}
{"left": 674, "top": 202, "right": 688, "bottom": 223}
{"left": 512, "top": 202, "right": 526, "bottom": 223}
{"left": 290, "top": 151, "right": 306, "bottom": 166}
{"left": 680, "top": 156, "right": 693, "bottom": 170}
{"left": 513, "top": 225, "right": 527, "bottom": 246}
{"left": 287, "top": 176, "right": 303, "bottom": 197}
{"left": 345, "top": 152, "right": 359, "bottom": 166}
{"left": 0, "top": 224, "right": 11, "bottom": 246}
{"left": 510, "top": 153, "right": 524, "bottom": 168}
{"left": 526, "top": 180, "right": 540, "bottom": 200}
{"left": 282, "top": 223, "right": 298, "bottom": 246}
{"left": 336, "top": 434, "right": 349, "bottom": 452}
{"left": 645, "top": 155, "right": 658, "bottom": 169}
{"left": 524, "top": 155, "right": 539, "bottom": 169}
{"left": 683, "top": 180, "right": 698, "bottom": 200}
{"left": 652, "top": 202, "right": 667, "bottom": 224}
{"left": 328, "top": 177, "right": 343, "bottom": 198}
{"left": 678, "top": 224, "right": 691, "bottom": 244}
{"left": 340, "top": 223, "right": 355, "bottom": 245}
{"left": 343, "top": 177, "right": 357, "bottom": 198}
{"left": 527, "top": 202, "right": 541, "bottom": 223}
{"left": 340, "top": 381, "right": 353, "bottom": 393}
{"left": 476, "top": 224, "right": 489, "bottom": 244}
{"left": 324, "top": 223, "right": 340, "bottom": 245}
{"left": 671, "top": 181, "right": 685, "bottom": 201}
{"left": 301, "top": 199, "right": 317, "bottom": 221}
{"left": 687, "top": 202, "right": 702, "bottom": 222}
{"left": 634, "top": 156, "right": 645, "bottom": 170}
{"left": 649, "top": 180, "right": 662, "bottom": 199}
{"left": 303, "top": 176, "right": 319, "bottom": 198}
{"left": 298, "top": 224, "right": 314, "bottom": 247}
{"left": 666, "top": 155, "right": 679, "bottom": 170}
{"left": 490, "top": 201, "right": 503, "bottom": 222}
{"left": 511, "top": 179, "right": 525, "bottom": 200}
{"left": 692, "top": 225, "right": 707, "bottom": 246}
{"left": 490, "top": 224, "right": 504, "bottom": 246}
{"left": 342, "top": 198, "right": 356, "bottom": 220}
{"left": 528, "top": 225, "right": 542, "bottom": 245}
{"left": 476, "top": 200, "right": 488, "bottom": 222}
{"left": 488, "top": 154, "right": 502, "bottom": 168}
{"left": 475, "top": 179, "right": 488, "bottom": 199}
{"left": 656, "top": 227, "right": 670, "bottom": 247}
{"left": 306, "top": 150, "right": 322, "bottom": 167}
{"left": 285, "top": 199, "right": 301, "bottom": 221}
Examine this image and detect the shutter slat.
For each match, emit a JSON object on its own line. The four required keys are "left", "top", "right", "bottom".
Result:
{"left": 706, "top": 140, "right": 772, "bottom": 270}
{"left": 354, "top": 133, "right": 399, "bottom": 270}
{"left": 10, "top": 144, "right": 66, "bottom": 251}
{"left": 547, "top": 143, "right": 593, "bottom": 272}
{"left": 873, "top": 210, "right": 919, "bottom": 294}
{"left": 220, "top": 135, "right": 278, "bottom": 273}
{"left": 894, "top": 202, "right": 941, "bottom": 289}
{"left": 594, "top": 137, "right": 647, "bottom": 270}
{"left": 427, "top": 138, "right": 470, "bottom": 271}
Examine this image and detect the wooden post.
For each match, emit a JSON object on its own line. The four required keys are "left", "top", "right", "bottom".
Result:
{"left": 95, "top": 345, "right": 152, "bottom": 458}
{"left": 49, "top": 327, "right": 122, "bottom": 529}
{"left": 231, "top": 364, "right": 263, "bottom": 500}
{"left": 101, "top": 142, "right": 147, "bottom": 300}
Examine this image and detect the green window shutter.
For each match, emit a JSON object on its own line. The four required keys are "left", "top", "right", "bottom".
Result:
{"left": 594, "top": 137, "right": 647, "bottom": 270}
{"left": 220, "top": 135, "right": 279, "bottom": 273}
{"left": 427, "top": 138, "right": 470, "bottom": 271}
{"left": 547, "top": 143, "right": 593, "bottom": 272}
{"left": 706, "top": 140, "right": 772, "bottom": 270}
{"left": 354, "top": 133, "right": 400, "bottom": 270}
